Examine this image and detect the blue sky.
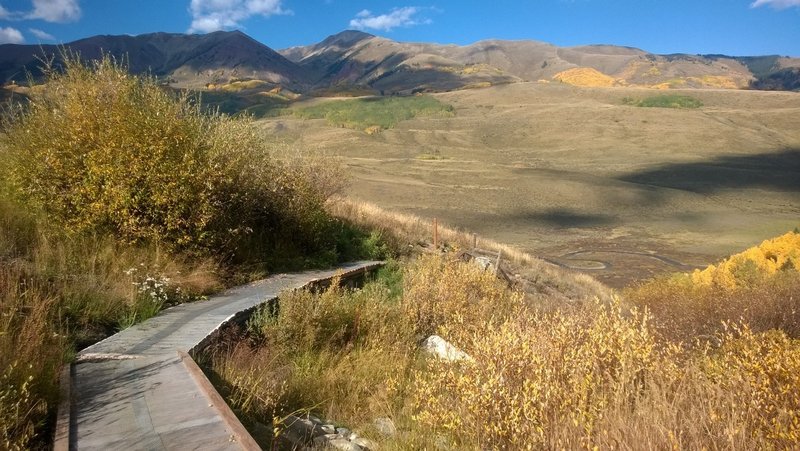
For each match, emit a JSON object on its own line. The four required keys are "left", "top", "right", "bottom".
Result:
{"left": 0, "top": 0, "right": 798, "bottom": 56}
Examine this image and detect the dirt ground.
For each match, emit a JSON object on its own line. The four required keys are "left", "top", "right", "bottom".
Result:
{"left": 257, "top": 82, "right": 800, "bottom": 288}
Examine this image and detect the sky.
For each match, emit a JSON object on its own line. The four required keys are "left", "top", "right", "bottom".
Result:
{"left": 0, "top": 0, "right": 798, "bottom": 56}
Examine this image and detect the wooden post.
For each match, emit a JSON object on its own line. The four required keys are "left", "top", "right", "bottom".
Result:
{"left": 433, "top": 218, "right": 439, "bottom": 248}
{"left": 494, "top": 249, "right": 502, "bottom": 275}
{"left": 472, "top": 233, "right": 477, "bottom": 250}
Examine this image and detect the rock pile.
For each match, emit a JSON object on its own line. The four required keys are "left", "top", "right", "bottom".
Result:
{"left": 279, "top": 414, "right": 385, "bottom": 450}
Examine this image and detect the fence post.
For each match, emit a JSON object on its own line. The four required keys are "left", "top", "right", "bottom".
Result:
{"left": 472, "top": 233, "right": 477, "bottom": 250}
{"left": 433, "top": 218, "right": 439, "bottom": 248}
{"left": 494, "top": 249, "right": 502, "bottom": 275}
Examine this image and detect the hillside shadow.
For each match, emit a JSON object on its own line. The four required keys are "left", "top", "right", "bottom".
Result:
{"left": 515, "top": 209, "right": 617, "bottom": 228}
{"left": 618, "top": 148, "right": 800, "bottom": 194}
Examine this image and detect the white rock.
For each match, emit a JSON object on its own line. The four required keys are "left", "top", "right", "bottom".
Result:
{"left": 473, "top": 256, "right": 494, "bottom": 271}
{"left": 422, "top": 335, "right": 473, "bottom": 362}
{"left": 322, "top": 424, "right": 337, "bottom": 434}
{"left": 309, "top": 415, "right": 323, "bottom": 424}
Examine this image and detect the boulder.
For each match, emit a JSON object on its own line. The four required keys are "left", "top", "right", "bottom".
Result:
{"left": 422, "top": 335, "right": 473, "bottom": 362}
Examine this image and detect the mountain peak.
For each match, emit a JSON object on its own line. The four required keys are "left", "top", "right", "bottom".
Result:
{"left": 321, "top": 30, "right": 374, "bottom": 47}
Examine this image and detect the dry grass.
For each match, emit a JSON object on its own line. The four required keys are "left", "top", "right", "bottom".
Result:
{"left": 203, "top": 266, "right": 418, "bottom": 447}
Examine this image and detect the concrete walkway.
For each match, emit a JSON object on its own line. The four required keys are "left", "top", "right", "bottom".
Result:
{"left": 55, "top": 261, "right": 383, "bottom": 450}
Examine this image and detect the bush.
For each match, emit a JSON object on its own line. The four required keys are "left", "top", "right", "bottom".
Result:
{"left": 1, "top": 53, "right": 343, "bottom": 260}
{"left": 402, "top": 254, "right": 524, "bottom": 345}
{"left": 691, "top": 231, "right": 799, "bottom": 289}
{"left": 0, "top": 52, "right": 348, "bottom": 447}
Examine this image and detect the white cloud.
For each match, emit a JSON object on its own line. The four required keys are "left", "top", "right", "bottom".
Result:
{"left": 0, "top": 5, "right": 10, "bottom": 19}
{"left": 28, "top": 0, "right": 81, "bottom": 22}
{"left": 0, "top": 26, "right": 24, "bottom": 44}
{"left": 29, "top": 27, "right": 55, "bottom": 40}
{"left": 349, "top": 6, "right": 430, "bottom": 32}
{"left": 188, "top": 0, "right": 289, "bottom": 33}
{"left": 751, "top": 0, "right": 800, "bottom": 8}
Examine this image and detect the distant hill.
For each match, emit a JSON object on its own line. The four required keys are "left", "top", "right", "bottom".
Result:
{"left": 1, "top": 30, "right": 798, "bottom": 95}
{"left": 282, "top": 31, "right": 800, "bottom": 92}
{"left": 0, "top": 30, "right": 308, "bottom": 90}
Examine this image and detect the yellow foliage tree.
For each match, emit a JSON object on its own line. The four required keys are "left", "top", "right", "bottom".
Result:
{"left": 691, "top": 231, "right": 800, "bottom": 288}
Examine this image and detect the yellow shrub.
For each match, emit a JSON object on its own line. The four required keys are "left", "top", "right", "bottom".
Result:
{"left": 1, "top": 53, "right": 342, "bottom": 258}
{"left": 401, "top": 254, "right": 524, "bottom": 347}
{"left": 691, "top": 231, "right": 800, "bottom": 288}
{"left": 701, "top": 325, "right": 800, "bottom": 444}
{"left": 412, "top": 300, "right": 658, "bottom": 449}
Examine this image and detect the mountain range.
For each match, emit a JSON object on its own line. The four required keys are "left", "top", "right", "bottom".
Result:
{"left": 1, "top": 30, "right": 799, "bottom": 94}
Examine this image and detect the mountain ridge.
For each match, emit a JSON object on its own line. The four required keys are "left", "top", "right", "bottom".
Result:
{"left": 1, "top": 30, "right": 799, "bottom": 93}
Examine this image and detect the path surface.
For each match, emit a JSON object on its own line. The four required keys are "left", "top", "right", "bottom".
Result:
{"left": 57, "top": 261, "right": 383, "bottom": 450}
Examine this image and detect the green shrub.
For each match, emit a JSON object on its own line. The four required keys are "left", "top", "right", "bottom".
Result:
{"left": 292, "top": 96, "right": 455, "bottom": 130}
{"left": 623, "top": 94, "right": 703, "bottom": 109}
{"left": 0, "top": 54, "right": 343, "bottom": 260}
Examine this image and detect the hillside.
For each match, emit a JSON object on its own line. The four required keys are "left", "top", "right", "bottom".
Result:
{"left": 1, "top": 30, "right": 799, "bottom": 95}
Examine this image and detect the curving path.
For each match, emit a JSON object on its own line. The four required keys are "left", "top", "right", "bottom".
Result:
{"left": 544, "top": 249, "right": 699, "bottom": 271}
{"left": 54, "top": 261, "right": 383, "bottom": 451}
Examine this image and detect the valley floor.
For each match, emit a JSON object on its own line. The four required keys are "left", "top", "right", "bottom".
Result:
{"left": 259, "top": 82, "right": 800, "bottom": 286}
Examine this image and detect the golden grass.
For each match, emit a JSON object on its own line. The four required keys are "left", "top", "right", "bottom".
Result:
{"left": 207, "top": 79, "right": 269, "bottom": 92}
{"left": 693, "top": 75, "right": 743, "bottom": 89}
